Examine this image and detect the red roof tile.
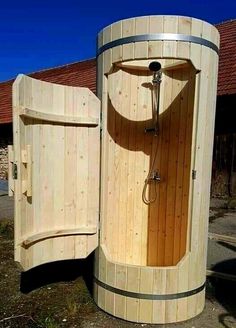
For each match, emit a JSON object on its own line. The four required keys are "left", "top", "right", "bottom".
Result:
{"left": 0, "top": 19, "right": 236, "bottom": 124}
{"left": 0, "top": 59, "right": 96, "bottom": 124}
{"left": 216, "top": 20, "right": 236, "bottom": 96}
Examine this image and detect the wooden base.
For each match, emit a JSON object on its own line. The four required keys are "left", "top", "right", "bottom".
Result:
{"left": 93, "top": 246, "right": 205, "bottom": 324}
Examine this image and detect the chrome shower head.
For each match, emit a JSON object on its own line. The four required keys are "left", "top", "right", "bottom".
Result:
{"left": 149, "top": 61, "right": 162, "bottom": 84}
{"left": 149, "top": 61, "right": 161, "bottom": 72}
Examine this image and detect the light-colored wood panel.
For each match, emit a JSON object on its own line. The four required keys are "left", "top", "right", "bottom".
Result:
{"left": 134, "top": 17, "right": 149, "bottom": 59}
{"left": 114, "top": 264, "right": 127, "bottom": 318}
{"left": 117, "top": 69, "right": 130, "bottom": 262}
{"left": 20, "top": 227, "right": 97, "bottom": 246}
{"left": 125, "top": 72, "right": 139, "bottom": 264}
{"left": 13, "top": 75, "right": 100, "bottom": 270}
{"left": 126, "top": 266, "right": 140, "bottom": 322}
{"left": 164, "top": 69, "right": 183, "bottom": 266}
{"left": 177, "top": 17, "right": 191, "bottom": 59}
{"left": 163, "top": 16, "right": 178, "bottom": 57}
{"left": 105, "top": 261, "right": 115, "bottom": 314}
{"left": 173, "top": 68, "right": 189, "bottom": 264}
{"left": 19, "top": 107, "right": 98, "bottom": 125}
{"left": 122, "top": 18, "right": 135, "bottom": 61}
{"left": 139, "top": 267, "right": 154, "bottom": 322}
{"left": 111, "top": 21, "right": 122, "bottom": 62}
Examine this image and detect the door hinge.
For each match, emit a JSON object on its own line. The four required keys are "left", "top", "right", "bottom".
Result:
{"left": 192, "top": 169, "right": 197, "bottom": 180}
{"left": 12, "top": 163, "right": 18, "bottom": 180}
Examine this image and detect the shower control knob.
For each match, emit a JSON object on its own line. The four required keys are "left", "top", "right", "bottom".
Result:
{"left": 150, "top": 170, "right": 161, "bottom": 182}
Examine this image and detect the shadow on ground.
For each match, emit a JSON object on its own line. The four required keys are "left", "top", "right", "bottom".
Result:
{"left": 208, "top": 250, "right": 236, "bottom": 328}
{"left": 20, "top": 255, "right": 94, "bottom": 295}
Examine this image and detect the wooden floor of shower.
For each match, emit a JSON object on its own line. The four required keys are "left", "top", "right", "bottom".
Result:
{"left": 101, "top": 60, "right": 196, "bottom": 267}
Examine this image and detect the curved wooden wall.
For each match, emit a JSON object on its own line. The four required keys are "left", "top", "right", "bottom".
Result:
{"left": 13, "top": 75, "right": 100, "bottom": 270}
{"left": 95, "top": 16, "right": 219, "bottom": 323}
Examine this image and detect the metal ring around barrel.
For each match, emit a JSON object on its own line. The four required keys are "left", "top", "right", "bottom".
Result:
{"left": 97, "top": 33, "right": 219, "bottom": 56}
{"left": 94, "top": 277, "right": 205, "bottom": 300}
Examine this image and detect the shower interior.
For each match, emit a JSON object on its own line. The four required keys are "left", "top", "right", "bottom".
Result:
{"left": 102, "top": 58, "right": 197, "bottom": 267}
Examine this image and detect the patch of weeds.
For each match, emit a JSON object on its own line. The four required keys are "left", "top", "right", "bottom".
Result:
{"left": 66, "top": 296, "right": 78, "bottom": 317}
{"left": 36, "top": 316, "right": 59, "bottom": 328}
{"left": 0, "top": 219, "right": 14, "bottom": 239}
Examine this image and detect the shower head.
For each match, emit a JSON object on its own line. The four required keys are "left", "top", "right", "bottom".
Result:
{"left": 149, "top": 61, "right": 162, "bottom": 72}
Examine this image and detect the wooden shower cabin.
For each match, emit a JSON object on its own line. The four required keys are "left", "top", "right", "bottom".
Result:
{"left": 9, "top": 15, "right": 219, "bottom": 324}
{"left": 95, "top": 15, "right": 219, "bottom": 324}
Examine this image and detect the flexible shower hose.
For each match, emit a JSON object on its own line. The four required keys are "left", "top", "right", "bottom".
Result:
{"left": 142, "top": 135, "right": 159, "bottom": 205}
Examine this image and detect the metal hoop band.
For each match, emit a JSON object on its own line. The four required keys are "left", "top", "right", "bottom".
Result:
{"left": 97, "top": 33, "right": 219, "bottom": 56}
{"left": 94, "top": 277, "right": 205, "bottom": 300}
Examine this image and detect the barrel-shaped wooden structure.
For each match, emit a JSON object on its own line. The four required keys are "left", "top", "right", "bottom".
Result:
{"left": 94, "top": 15, "right": 219, "bottom": 323}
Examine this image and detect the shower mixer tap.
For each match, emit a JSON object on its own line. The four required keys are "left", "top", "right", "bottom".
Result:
{"left": 149, "top": 170, "right": 161, "bottom": 182}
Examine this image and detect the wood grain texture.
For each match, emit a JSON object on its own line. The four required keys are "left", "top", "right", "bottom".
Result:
{"left": 12, "top": 75, "right": 100, "bottom": 271}
{"left": 96, "top": 15, "right": 219, "bottom": 324}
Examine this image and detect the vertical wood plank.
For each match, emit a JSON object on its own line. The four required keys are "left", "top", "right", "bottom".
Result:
{"left": 148, "top": 16, "right": 164, "bottom": 58}
{"left": 139, "top": 267, "right": 154, "bottom": 322}
{"left": 114, "top": 264, "right": 127, "bottom": 318}
{"left": 111, "top": 21, "right": 122, "bottom": 63}
{"left": 126, "top": 266, "right": 140, "bottom": 322}
{"left": 134, "top": 17, "right": 149, "bottom": 59}
{"left": 122, "top": 18, "right": 135, "bottom": 61}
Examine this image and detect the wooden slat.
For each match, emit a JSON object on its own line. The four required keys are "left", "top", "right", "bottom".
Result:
{"left": 164, "top": 68, "right": 182, "bottom": 266}
{"left": 20, "top": 227, "right": 97, "bottom": 246}
{"left": 122, "top": 18, "right": 135, "bottom": 61}
{"left": 177, "top": 17, "right": 191, "bottom": 59}
{"left": 19, "top": 107, "right": 98, "bottom": 126}
{"left": 134, "top": 17, "right": 149, "bottom": 59}
{"left": 26, "top": 145, "right": 32, "bottom": 196}
{"left": 206, "top": 270, "right": 236, "bottom": 282}
{"left": 156, "top": 69, "right": 173, "bottom": 266}
{"left": 139, "top": 267, "right": 154, "bottom": 322}
{"left": 114, "top": 264, "right": 127, "bottom": 318}
{"left": 117, "top": 69, "right": 130, "bottom": 262}
{"left": 126, "top": 266, "right": 140, "bottom": 322}
{"left": 111, "top": 21, "right": 122, "bottom": 63}
{"left": 105, "top": 260, "right": 115, "bottom": 314}
{"left": 103, "top": 26, "right": 112, "bottom": 74}
{"left": 125, "top": 72, "right": 138, "bottom": 264}
{"left": 148, "top": 16, "right": 164, "bottom": 58}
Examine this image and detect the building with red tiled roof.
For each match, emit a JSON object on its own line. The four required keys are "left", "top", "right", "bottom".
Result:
{"left": 0, "top": 19, "right": 236, "bottom": 194}
{"left": 216, "top": 19, "right": 236, "bottom": 96}
{"left": 0, "top": 59, "right": 96, "bottom": 125}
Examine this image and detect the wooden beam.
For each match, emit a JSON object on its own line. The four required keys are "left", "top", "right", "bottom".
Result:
{"left": 19, "top": 107, "right": 99, "bottom": 126}
{"left": 208, "top": 232, "right": 236, "bottom": 244}
{"left": 207, "top": 270, "right": 236, "bottom": 282}
{"left": 20, "top": 226, "right": 97, "bottom": 247}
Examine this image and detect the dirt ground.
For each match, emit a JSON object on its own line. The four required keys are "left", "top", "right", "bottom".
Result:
{"left": 0, "top": 191, "right": 236, "bottom": 327}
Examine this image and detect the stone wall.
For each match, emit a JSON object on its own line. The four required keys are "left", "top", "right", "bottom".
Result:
{"left": 0, "top": 139, "right": 12, "bottom": 180}
{"left": 0, "top": 124, "right": 13, "bottom": 180}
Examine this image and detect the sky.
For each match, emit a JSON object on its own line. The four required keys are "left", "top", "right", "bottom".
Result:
{"left": 0, "top": 0, "right": 235, "bottom": 82}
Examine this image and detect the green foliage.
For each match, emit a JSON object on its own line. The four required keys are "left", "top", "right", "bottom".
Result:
{"left": 37, "top": 316, "right": 58, "bottom": 328}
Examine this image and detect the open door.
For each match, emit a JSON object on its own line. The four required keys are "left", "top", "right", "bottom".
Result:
{"left": 8, "top": 75, "right": 100, "bottom": 271}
